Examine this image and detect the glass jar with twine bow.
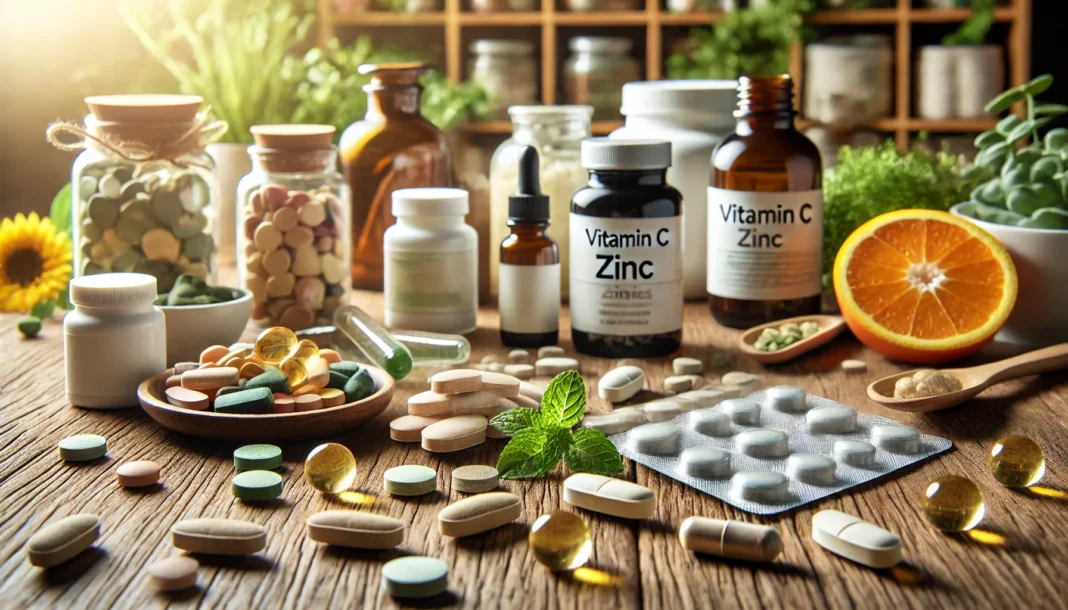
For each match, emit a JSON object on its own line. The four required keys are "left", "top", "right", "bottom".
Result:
{"left": 46, "top": 94, "right": 228, "bottom": 294}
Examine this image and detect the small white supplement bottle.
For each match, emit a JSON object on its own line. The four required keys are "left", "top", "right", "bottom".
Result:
{"left": 64, "top": 273, "right": 166, "bottom": 409}
{"left": 384, "top": 188, "right": 478, "bottom": 334}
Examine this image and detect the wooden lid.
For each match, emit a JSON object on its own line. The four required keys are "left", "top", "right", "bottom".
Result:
{"left": 250, "top": 124, "right": 335, "bottom": 150}
{"left": 84, "top": 95, "right": 204, "bottom": 123}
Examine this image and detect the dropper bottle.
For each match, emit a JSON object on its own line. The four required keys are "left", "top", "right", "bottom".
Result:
{"left": 498, "top": 146, "right": 561, "bottom": 347}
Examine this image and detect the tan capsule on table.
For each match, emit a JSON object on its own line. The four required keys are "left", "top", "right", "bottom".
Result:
{"left": 171, "top": 518, "right": 267, "bottom": 555}
{"left": 480, "top": 372, "right": 521, "bottom": 398}
{"left": 421, "top": 415, "right": 488, "bottom": 453}
{"left": 430, "top": 369, "right": 484, "bottom": 394}
{"left": 27, "top": 514, "right": 101, "bottom": 568}
{"left": 165, "top": 386, "right": 210, "bottom": 411}
{"left": 147, "top": 555, "right": 198, "bottom": 591}
{"left": 307, "top": 511, "right": 404, "bottom": 549}
{"left": 678, "top": 517, "right": 783, "bottom": 562}
{"left": 437, "top": 492, "right": 521, "bottom": 537}
{"left": 116, "top": 460, "right": 161, "bottom": 488}
{"left": 182, "top": 367, "right": 240, "bottom": 391}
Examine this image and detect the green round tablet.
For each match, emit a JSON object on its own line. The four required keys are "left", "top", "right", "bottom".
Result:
{"left": 383, "top": 465, "right": 437, "bottom": 496}
{"left": 58, "top": 434, "right": 108, "bottom": 461}
{"left": 381, "top": 556, "right": 448, "bottom": 598}
{"left": 232, "top": 470, "right": 283, "bottom": 502}
{"left": 234, "top": 444, "right": 283, "bottom": 471}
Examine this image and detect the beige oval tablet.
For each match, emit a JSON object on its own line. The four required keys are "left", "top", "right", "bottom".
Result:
{"left": 452, "top": 465, "right": 499, "bottom": 493}
{"left": 165, "top": 386, "right": 210, "bottom": 411}
{"left": 503, "top": 364, "right": 534, "bottom": 380}
{"left": 171, "top": 518, "right": 267, "bottom": 555}
{"left": 390, "top": 415, "right": 445, "bottom": 442}
{"left": 519, "top": 381, "right": 545, "bottom": 401}
{"left": 479, "top": 372, "right": 521, "bottom": 398}
{"left": 438, "top": 492, "right": 521, "bottom": 537}
{"left": 421, "top": 415, "right": 488, "bottom": 453}
{"left": 181, "top": 367, "right": 239, "bottom": 391}
{"left": 27, "top": 513, "right": 101, "bottom": 568}
{"left": 307, "top": 510, "right": 404, "bottom": 549}
{"left": 535, "top": 357, "right": 579, "bottom": 377}
{"left": 430, "top": 369, "right": 484, "bottom": 394}
{"left": 147, "top": 555, "right": 198, "bottom": 591}
{"left": 562, "top": 473, "right": 655, "bottom": 519}
{"left": 117, "top": 460, "right": 161, "bottom": 488}
{"left": 512, "top": 394, "right": 540, "bottom": 410}
{"left": 408, "top": 391, "right": 497, "bottom": 417}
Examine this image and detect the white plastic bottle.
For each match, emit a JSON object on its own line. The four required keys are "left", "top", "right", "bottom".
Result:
{"left": 384, "top": 188, "right": 479, "bottom": 334}
{"left": 64, "top": 273, "right": 167, "bottom": 409}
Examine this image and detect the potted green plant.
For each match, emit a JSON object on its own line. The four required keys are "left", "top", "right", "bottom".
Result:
{"left": 917, "top": 0, "right": 1002, "bottom": 119}
{"left": 952, "top": 74, "right": 1068, "bottom": 346}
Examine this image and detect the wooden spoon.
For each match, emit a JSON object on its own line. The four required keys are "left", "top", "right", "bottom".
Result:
{"left": 739, "top": 314, "right": 848, "bottom": 364}
{"left": 867, "top": 343, "right": 1068, "bottom": 413}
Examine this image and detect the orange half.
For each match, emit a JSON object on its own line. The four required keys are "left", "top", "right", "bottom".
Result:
{"left": 833, "top": 210, "right": 1017, "bottom": 364}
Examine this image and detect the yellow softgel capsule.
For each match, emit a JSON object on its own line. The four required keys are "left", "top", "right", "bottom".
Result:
{"left": 305, "top": 443, "right": 356, "bottom": 494}
{"left": 528, "top": 511, "right": 592, "bottom": 571}
{"left": 990, "top": 435, "right": 1045, "bottom": 488}
{"left": 255, "top": 327, "right": 299, "bottom": 364}
{"left": 280, "top": 339, "right": 320, "bottom": 388}
{"left": 923, "top": 475, "right": 985, "bottom": 532}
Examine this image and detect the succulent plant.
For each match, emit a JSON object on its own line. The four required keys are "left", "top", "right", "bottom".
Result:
{"left": 959, "top": 74, "right": 1068, "bottom": 229}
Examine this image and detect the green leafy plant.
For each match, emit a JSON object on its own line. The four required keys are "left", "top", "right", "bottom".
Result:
{"left": 121, "top": 0, "right": 314, "bottom": 144}
{"left": 942, "top": 0, "right": 994, "bottom": 46}
{"left": 823, "top": 140, "right": 986, "bottom": 284}
{"left": 959, "top": 74, "right": 1068, "bottom": 229}
{"left": 666, "top": 0, "right": 813, "bottom": 79}
{"left": 490, "top": 370, "right": 623, "bottom": 480}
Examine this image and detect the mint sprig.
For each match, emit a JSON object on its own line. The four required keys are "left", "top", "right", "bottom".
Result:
{"left": 490, "top": 370, "right": 624, "bottom": 480}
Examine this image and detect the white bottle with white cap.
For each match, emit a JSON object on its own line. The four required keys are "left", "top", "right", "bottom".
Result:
{"left": 384, "top": 188, "right": 478, "bottom": 334}
{"left": 63, "top": 273, "right": 167, "bottom": 409}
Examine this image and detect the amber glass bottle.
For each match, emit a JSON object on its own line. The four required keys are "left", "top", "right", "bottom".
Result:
{"left": 707, "top": 75, "right": 823, "bottom": 328}
{"left": 340, "top": 63, "right": 452, "bottom": 291}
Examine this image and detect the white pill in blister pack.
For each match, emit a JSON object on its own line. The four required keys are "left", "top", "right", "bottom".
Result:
{"left": 720, "top": 399, "right": 761, "bottom": 425}
{"left": 811, "top": 510, "right": 902, "bottom": 568}
{"left": 806, "top": 405, "right": 857, "bottom": 433}
{"left": 730, "top": 471, "right": 789, "bottom": 503}
{"left": 834, "top": 440, "right": 877, "bottom": 467}
{"left": 765, "top": 386, "right": 808, "bottom": 413}
{"left": 679, "top": 447, "right": 731, "bottom": 478}
{"left": 643, "top": 400, "right": 682, "bottom": 423}
{"left": 871, "top": 424, "right": 921, "bottom": 454}
{"left": 689, "top": 409, "right": 731, "bottom": 436}
{"left": 629, "top": 423, "right": 682, "bottom": 455}
{"left": 786, "top": 453, "right": 836, "bottom": 485}
{"left": 736, "top": 429, "right": 789, "bottom": 458}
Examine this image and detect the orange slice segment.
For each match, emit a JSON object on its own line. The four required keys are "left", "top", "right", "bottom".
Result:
{"left": 834, "top": 210, "right": 1017, "bottom": 364}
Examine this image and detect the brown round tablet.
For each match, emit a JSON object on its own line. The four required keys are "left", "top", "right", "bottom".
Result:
{"left": 147, "top": 555, "right": 198, "bottom": 591}
{"left": 294, "top": 394, "right": 323, "bottom": 412}
{"left": 165, "top": 386, "right": 210, "bottom": 411}
{"left": 117, "top": 460, "right": 161, "bottom": 488}
{"left": 318, "top": 388, "right": 345, "bottom": 408}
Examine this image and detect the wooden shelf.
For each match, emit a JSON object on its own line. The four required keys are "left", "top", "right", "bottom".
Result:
{"left": 907, "top": 118, "right": 998, "bottom": 132}
{"left": 657, "top": 11, "right": 725, "bottom": 25}
{"left": 553, "top": 11, "right": 650, "bottom": 25}
{"left": 908, "top": 7, "right": 1016, "bottom": 23}
{"left": 808, "top": 8, "right": 899, "bottom": 25}
{"left": 334, "top": 11, "right": 446, "bottom": 25}
{"left": 459, "top": 12, "right": 543, "bottom": 25}
{"left": 463, "top": 119, "right": 622, "bottom": 135}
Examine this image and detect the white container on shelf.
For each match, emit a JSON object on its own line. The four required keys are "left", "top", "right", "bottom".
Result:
{"left": 611, "top": 80, "right": 737, "bottom": 299}
{"left": 917, "top": 45, "right": 1004, "bottom": 120}
{"left": 917, "top": 46, "right": 958, "bottom": 119}
{"left": 384, "top": 188, "right": 478, "bottom": 335}
{"left": 804, "top": 36, "right": 892, "bottom": 125}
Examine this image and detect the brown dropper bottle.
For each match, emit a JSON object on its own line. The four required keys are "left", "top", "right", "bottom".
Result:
{"left": 340, "top": 63, "right": 452, "bottom": 291}
{"left": 707, "top": 75, "right": 823, "bottom": 328}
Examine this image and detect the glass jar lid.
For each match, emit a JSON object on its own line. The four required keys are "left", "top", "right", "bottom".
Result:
{"left": 470, "top": 39, "right": 534, "bottom": 55}
{"left": 568, "top": 37, "right": 632, "bottom": 54}
{"left": 508, "top": 105, "right": 593, "bottom": 124}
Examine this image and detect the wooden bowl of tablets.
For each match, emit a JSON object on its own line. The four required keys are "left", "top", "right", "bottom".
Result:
{"left": 137, "top": 366, "right": 395, "bottom": 442}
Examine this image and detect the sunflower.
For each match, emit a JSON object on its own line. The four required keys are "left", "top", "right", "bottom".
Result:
{"left": 0, "top": 212, "right": 72, "bottom": 313}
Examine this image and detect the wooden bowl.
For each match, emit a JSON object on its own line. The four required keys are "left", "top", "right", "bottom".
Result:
{"left": 137, "top": 366, "right": 395, "bottom": 442}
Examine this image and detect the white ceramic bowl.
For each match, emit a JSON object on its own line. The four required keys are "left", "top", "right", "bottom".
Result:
{"left": 159, "top": 287, "right": 252, "bottom": 365}
{"left": 952, "top": 203, "right": 1068, "bottom": 347}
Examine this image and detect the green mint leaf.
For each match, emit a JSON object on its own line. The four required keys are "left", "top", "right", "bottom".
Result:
{"left": 497, "top": 428, "right": 549, "bottom": 479}
{"left": 533, "top": 427, "right": 572, "bottom": 477}
{"left": 539, "top": 370, "right": 586, "bottom": 429}
{"left": 490, "top": 408, "right": 541, "bottom": 435}
{"left": 49, "top": 183, "right": 72, "bottom": 236}
{"left": 565, "top": 428, "right": 624, "bottom": 476}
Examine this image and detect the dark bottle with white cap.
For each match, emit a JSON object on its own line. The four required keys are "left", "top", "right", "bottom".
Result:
{"left": 499, "top": 146, "right": 560, "bottom": 347}
{"left": 570, "top": 138, "right": 683, "bottom": 358}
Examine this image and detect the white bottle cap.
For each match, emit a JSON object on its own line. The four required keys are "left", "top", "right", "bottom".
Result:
{"left": 392, "top": 188, "right": 469, "bottom": 217}
{"left": 620, "top": 80, "right": 738, "bottom": 120}
{"left": 70, "top": 273, "right": 158, "bottom": 307}
{"left": 581, "top": 137, "right": 672, "bottom": 171}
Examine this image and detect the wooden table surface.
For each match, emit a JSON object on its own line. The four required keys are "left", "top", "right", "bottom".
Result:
{"left": 1, "top": 294, "right": 1066, "bottom": 610}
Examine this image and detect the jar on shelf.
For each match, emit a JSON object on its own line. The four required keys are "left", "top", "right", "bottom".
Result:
{"left": 562, "top": 37, "right": 640, "bottom": 120}
{"left": 803, "top": 35, "right": 892, "bottom": 125}
{"left": 237, "top": 125, "right": 351, "bottom": 330}
{"left": 489, "top": 105, "right": 592, "bottom": 300}
{"left": 665, "top": 0, "right": 733, "bottom": 12}
{"left": 468, "top": 40, "right": 538, "bottom": 120}
{"left": 340, "top": 63, "right": 452, "bottom": 292}
{"left": 406, "top": 0, "right": 443, "bottom": 10}
{"left": 471, "top": 0, "right": 536, "bottom": 11}
{"left": 48, "top": 94, "right": 224, "bottom": 294}
{"left": 564, "top": 0, "right": 637, "bottom": 10}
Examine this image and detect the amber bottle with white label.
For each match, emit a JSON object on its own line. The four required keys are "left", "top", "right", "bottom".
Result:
{"left": 707, "top": 75, "right": 823, "bottom": 328}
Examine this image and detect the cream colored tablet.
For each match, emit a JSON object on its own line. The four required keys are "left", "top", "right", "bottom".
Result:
{"left": 735, "top": 429, "right": 790, "bottom": 458}
{"left": 764, "top": 386, "right": 807, "bottom": 413}
{"left": 170, "top": 518, "right": 267, "bottom": 555}
{"left": 811, "top": 510, "right": 902, "bottom": 568}
{"left": 480, "top": 372, "right": 522, "bottom": 398}
{"left": 503, "top": 364, "right": 535, "bottom": 380}
{"left": 679, "top": 448, "right": 731, "bottom": 478}
{"left": 437, "top": 492, "right": 521, "bottom": 537}
{"left": 806, "top": 405, "right": 857, "bottom": 434}
{"left": 678, "top": 387, "right": 739, "bottom": 409}
{"left": 729, "top": 471, "right": 789, "bottom": 503}
{"left": 562, "top": 473, "right": 655, "bottom": 519}
{"left": 786, "top": 453, "right": 837, "bottom": 485}
{"left": 689, "top": 409, "right": 731, "bottom": 436}
{"left": 834, "top": 439, "right": 877, "bottom": 468}
{"left": 512, "top": 394, "right": 540, "bottom": 409}
{"left": 408, "top": 391, "right": 497, "bottom": 417}
{"left": 147, "top": 555, "right": 199, "bottom": 591}
{"left": 27, "top": 514, "right": 101, "bottom": 567}
{"left": 598, "top": 366, "right": 645, "bottom": 403}
{"left": 870, "top": 424, "right": 921, "bottom": 454}
{"left": 390, "top": 415, "right": 445, "bottom": 442}
{"left": 452, "top": 465, "right": 499, "bottom": 493}
{"left": 642, "top": 400, "right": 682, "bottom": 423}
{"left": 430, "top": 369, "right": 483, "bottom": 394}
{"left": 679, "top": 517, "right": 783, "bottom": 562}
{"left": 719, "top": 398, "right": 761, "bottom": 425}
{"left": 519, "top": 381, "right": 545, "bottom": 401}
{"left": 537, "top": 346, "right": 565, "bottom": 358}
{"left": 535, "top": 357, "right": 580, "bottom": 377}
{"left": 456, "top": 396, "right": 517, "bottom": 418}
{"left": 580, "top": 410, "right": 646, "bottom": 436}
{"left": 628, "top": 423, "right": 682, "bottom": 455}
{"left": 673, "top": 357, "right": 703, "bottom": 375}
{"left": 307, "top": 510, "right": 404, "bottom": 549}
{"left": 421, "top": 415, "right": 488, "bottom": 453}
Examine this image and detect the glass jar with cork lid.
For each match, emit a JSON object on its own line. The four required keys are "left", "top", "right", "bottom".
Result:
{"left": 47, "top": 94, "right": 225, "bottom": 294}
{"left": 237, "top": 124, "right": 351, "bottom": 330}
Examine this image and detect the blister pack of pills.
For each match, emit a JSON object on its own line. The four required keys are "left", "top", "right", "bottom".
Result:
{"left": 609, "top": 386, "right": 953, "bottom": 515}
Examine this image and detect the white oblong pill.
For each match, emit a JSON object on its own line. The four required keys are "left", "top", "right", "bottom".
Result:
{"left": 811, "top": 509, "right": 902, "bottom": 568}
{"left": 735, "top": 428, "right": 790, "bottom": 458}
{"left": 678, "top": 387, "right": 737, "bottom": 409}
{"left": 580, "top": 410, "right": 646, "bottom": 436}
{"left": 786, "top": 453, "right": 837, "bottom": 485}
{"left": 764, "top": 386, "right": 808, "bottom": 413}
{"left": 719, "top": 398, "right": 761, "bottom": 425}
{"left": 834, "top": 439, "right": 877, "bottom": 468}
{"left": 628, "top": 423, "right": 682, "bottom": 456}
{"left": 870, "top": 424, "right": 921, "bottom": 454}
{"left": 729, "top": 471, "right": 789, "bottom": 504}
{"left": 597, "top": 366, "right": 645, "bottom": 403}
{"left": 642, "top": 400, "right": 682, "bottom": 423}
{"left": 689, "top": 409, "right": 731, "bottom": 436}
{"left": 679, "top": 447, "right": 731, "bottom": 478}
{"left": 562, "top": 473, "right": 654, "bottom": 519}
{"left": 806, "top": 405, "right": 857, "bottom": 433}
